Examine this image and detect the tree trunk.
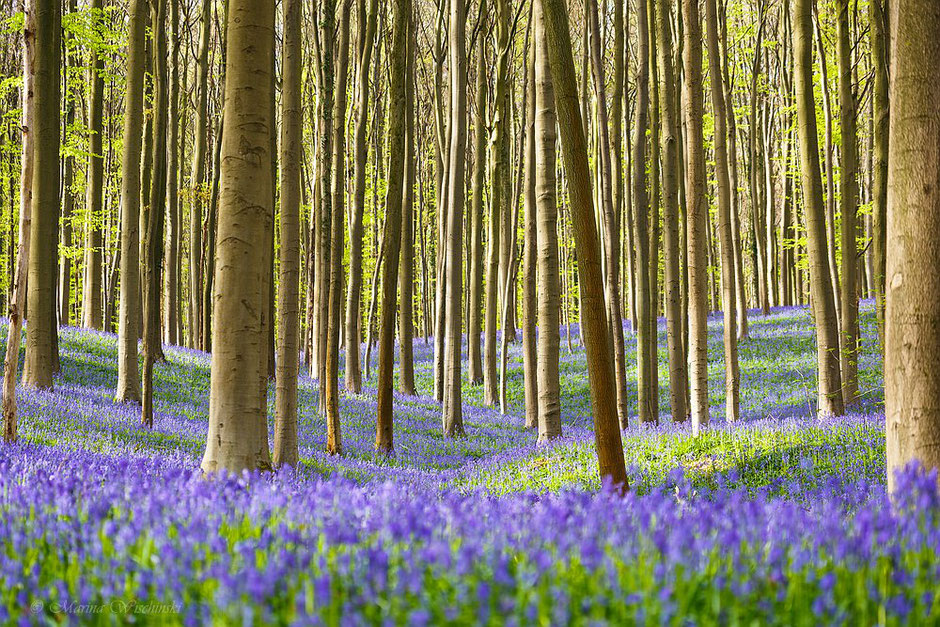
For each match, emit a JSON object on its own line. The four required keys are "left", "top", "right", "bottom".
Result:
{"left": 467, "top": 11, "right": 487, "bottom": 386}
{"left": 521, "top": 30, "right": 538, "bottom": 430}
{"left": 21, "top": 0, "right": 60, "bottom": 391}
{"left": 871, "top": 0, "right": 888, "bottom": 353}
{"left": 2, "top": 0, "right": 36, "bottom": 442}
{"left": 201, "top": 0, "right": 276, "bottom": 474}
{"left": 539, "top": 0, "right": 627, "bottom": 489}
{"left": 654, "top": 0, "right": 689, "bottom": 423}
{"left": 325, "top": 0, "right": 350, "bottom": 456}
{"left": 885, "top": 0, "right": 940, "bottom": 492}
{"left": 793, "top": 0, "right": 844, "bottom": 417}
{"left": 274, "top": 0, "right": 303, "bottom": 468}
{"left": 837, "top": 0, "right": 859, "bottom": 405}
{"left": 682, "top": 0, "right": 710, "bottom": 433}
{"left": 82, "top": 0, "right": 105, "bottom": 330}
{"left": 344, "top": 0, "right": 378, "bottom": 393}
{"left": 163, "top": 0, "right": 180, "bottom": 347}
{"left": 398, "top": 15, "right": 417, "bottom": 397}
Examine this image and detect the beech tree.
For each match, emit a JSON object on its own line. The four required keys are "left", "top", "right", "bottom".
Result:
{"left": 885, "top": 0, "right": 940, "bottom": 492}
{"left": 201, "top": 0, "right": 276, "bottom": 474}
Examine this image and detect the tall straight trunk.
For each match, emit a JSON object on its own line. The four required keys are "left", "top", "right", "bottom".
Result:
{"left": 533, "top": 1, "right": 560, "bottom": 442}
{"left": 325, "top": 0, "right": 350, "bottom": 455}
{"left": 376, "top": 0, "right": 410, "bottom": 453}
{"left": 747, "top": 5, "right": 766, "bottom": 314}
{"left": 837, "top": 0, "right": 858, "bottom": 405}
{"left": 682, "top": 0, "right": 710, "bottom": 433}
{"left": 201, "top": 0, "right": 276, "bottom": 474}
{"left": 793, "top": 0, "right": 844, "bottom": 417}
{"left": 113, "top": 0, "right": 144, "bottom": 402}
{"left": 432, "top": 4, "right": 448, "bottom": 402}
{"left": 59, "top": 0, "right": 76, "bottom": 326}
{"left": 647, "top": 0, "right": 660, "bottom": 419}
{"left": 82, "top": 0, "right": 105, "bottom": 330}
{"left": 142, "top": 0, "right": 168, "bottom": 428}
{"left": 398, "top": 15, "right": 417, "bottom": 397}
{"left": 2, "top": 0, "right": 36, "bottom": 442}
{"left": 633, "top": 0, "right": 654, "bottom": 424}
{"left": 163, "top": 0, "right": 180, "bottom": 346}
{"left": 442, "top": 0, "right": 467, "bottom": 437}
{"left": 871, "top": 0, "right": 888, "bottom": 351}
{"left": 316, "top": 0, "right": 336, "bottom": 423}
{"left": 22, "top": 0, "right": 61, "bottom": 390}
{"left": 587, "top": 0, "right": 628, "bottom": 429}
{"left": 539, "top": 0, "right": 627, "bottom": 489}
{"left": 201, "top": 109, "right": 223, "bottom": 350}
{"left": 521, "top": 31, "right": 538, "bottom": 430}
{"left": 274, "top": 0, "right": 303, "bottom": 468}
{"left": 188, "top": 0, "right": 211, "bottom": 350}
{"left": 654, "top": 0, "right": 689, "bottom": 422}
{"left": 884, "top": 0, "right": 940, "bottom": 493}
{"left": 813, "top": 9, "right": 842, "bottom": 326}
{"left": 467, "top": 9, "right": 487, "bottom": 386}
{"left": 344, "top": 0, "right": 378, "bottom": 393}
{"left": 705, "top": 0, "right": 739, "bottom": 423}
{"left": 484, "top": 0, "right": 511, "bottom": 407}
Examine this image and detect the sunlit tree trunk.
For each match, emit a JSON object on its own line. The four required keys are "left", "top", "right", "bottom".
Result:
{"left": 201, "top": 0, "right": 276, "bottom": 474}
{"left": 274, "top": 0, "right": 303, "bottom": 468}
{"left": 871, "top": 0, "right": 888, "bottom": 352}
{"left": 467, "top": 9, "right": 487, "bottom": 386}
{"left": 521, "top": 32, "right": 538, "bottom": 430}
{"left": 793, "top": 0, "right": 844, "bottom": 417}
{"left": 682, "top": 0, "right": 710, "bottom": 433}
{"left": 539, "top": 0, "right": 627, "bottom": 489}
{"left": 398, "top": 15, "right": 417, "bottom": 396}
{"left": 82, "top": 0, "right": 105, "bottom": 330}
{"left": 885, "top": 0, "right": 940, "bottom": 493}
{"left": 188, "top": 0, "right": 211, "bottom": 350}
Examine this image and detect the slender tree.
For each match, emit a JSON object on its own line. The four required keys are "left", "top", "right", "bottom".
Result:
{"left": 521, "top": 28, "right": 538, "bottom": 429}
{"left": 189, "top": 0, "right": 211, "bottom": 350}
{"left": 682, "top": 0, "right": 710, "bottom": 433}
{"left": 274, "top": 0, "right": 303, "bottom": 468}
{"left": 376, "top": 0, "right": 412, "bottom": 453}
{"left": 871, "top": 0, "right": 888, "bottom": 352}
{"left": 82, "top": 0, "right": 105, "bottom": 330}
{"left": 793, "top": 0, "right": 844, "bottom": 417}
{"left": 201, "top": 0, "right": 276, "bottom": 474}
{"left": 467, "top": 5, "right": 487, "bottom": 386}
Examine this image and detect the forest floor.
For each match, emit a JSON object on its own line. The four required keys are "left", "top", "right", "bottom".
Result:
{"left": 1, "top": 301, "right": 936, "bottom": 624}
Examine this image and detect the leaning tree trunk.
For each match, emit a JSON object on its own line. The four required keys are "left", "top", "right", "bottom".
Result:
{"left": 885, "top": 0, "right": 940, "bottom": 493}
{"left": 682, "top": 0, "right": 710, "bottom": 433}
{"left": 273, "top": 0, "right": 303, "bottom": 468}
{"left": 115, "top": 0, "right": 148, "bottom": 403}
{"left": 793, "top": 0, "right": 844, "bottom": 417}
{"left": 539, "top": 0, "right": 627, "bottom": 489}
{"left": 21, "top": 0, "right": 61, "bottom": 391}
{"left": 2, "top": 0, "right": 36, "bottom": 443}
{"left": 200, "top": 0, "right": 276, "bottom": 474}
{"left": 375, "top": 0, "right": 412, "bottom": 454}
{"left": 705, "top": 0, "right": 740, "bottom": 423}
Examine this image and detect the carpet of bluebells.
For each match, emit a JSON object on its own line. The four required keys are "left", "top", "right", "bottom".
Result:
{"left": 1, "top": 301, "right": 937, "bottom": 625}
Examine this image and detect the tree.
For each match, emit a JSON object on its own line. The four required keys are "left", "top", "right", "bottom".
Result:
{"left": 871, "top": 0, "right": 888, "bottom": 351}
{"left": 189, "top": 0, "right": 211, "bottom": 350}
{"left": 274, "top": 0, "right": 303, "bottom": 468}
{"left": 654, "top": 0, "right": 689, "bottom": 423}
{"left": 376, "top": 0, "right": 412, "bottom": 453}
{"left": 884, "top": 0, "right": 940, "bottom": 492}
{"left": 442, "top": 0, "right": 467, "bottom": 437}
{"left": 115, "top": 0, "right": 148, "bottom": 404}
{"left": 164, "top": 0, "right": 181, "bottom": 346}
{"left": 837, "top": 0, "right": 859, "bottom": 405}
{"left": 793, "top": 0, "right": 844, "bottom": 417}
{"left": 201, "top": 0, "right": 276, "bottom": 474}
{"left": 82, "top": 0, "right": 106, "bottom": 330}
{"left": 467, "top": 6, "right": 487, "bottom": 387}
{"left": 398, "top": 14, "right": 417, "bottom": 397}
{"left": 539, "top": 0, "right": 627, "bottom": 489}
{"left": 141, "top": 0, "right": 169, "bottom": 428}
{"left": 521, "top": 29, "right": 538, "bottom": 429}
{"left": 533, "top": 0, "right": 560, "bottom": 442}
{"left": 2, "top": 0, "right": 37, "bottom": 442}
{"left": 705, "top": 0, "right": 740, "bottom": 422}
{"left": 682, "top": 0, "right": 710, "bottom": 433}
{"left": 325, "top": 0, "right": 351, "bottom": 456}
{"left": 21, "top": 0, "right": 60, "bottom": 390}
